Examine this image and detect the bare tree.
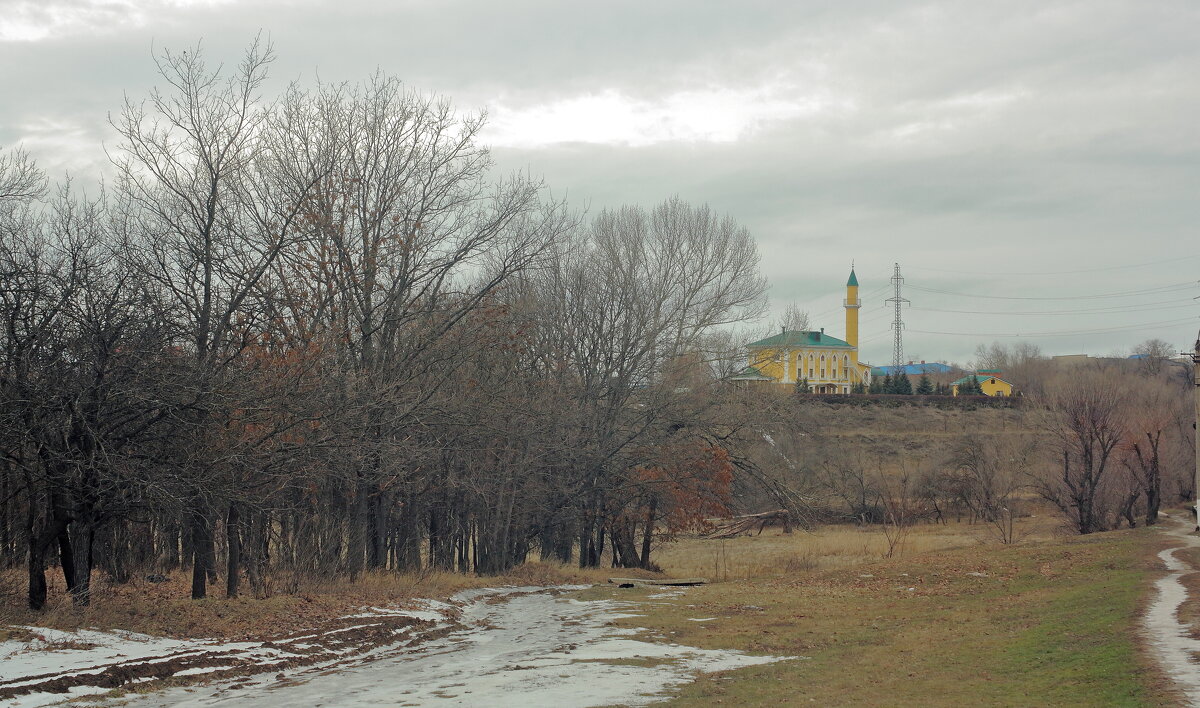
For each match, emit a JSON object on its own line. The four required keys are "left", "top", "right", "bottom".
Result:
{"left": 815, "top": 453, "right": 882, "bottom": 523}
{"left": 1034, "top": 367, "right": 1129, "bottom": 534}
{"left": 265, "top": 71, "right": 572, "bottom": 577}
{"left": 110, "top": 37, "right": 327, "bottom": 599}
{"left": 1121, "top": 376, "right": 1188, "bottom": 526}
{"left": 2, "top": 43, "right": 786, "bottom": 603}
{"left": 778, "top": 302, "right": 810, "bottom": 332}
{"left": 528, "top": 197, "right": 767, "bottom": 566}
{"left": 0, "top": 146, "right": 46, "bottom": 208}
{"left": 949, "top": 435, "right": 1038, "bottom": 543}
{"left": 1132, "top": 338, "right": 1175, "bottom": 376}
{"left": 973, "top": 340, "right": 1046, "bottom": 393}
{"left": 876, "top": 464, "right": 916, "bottom": 558}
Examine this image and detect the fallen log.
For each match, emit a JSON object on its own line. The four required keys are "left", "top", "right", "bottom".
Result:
{"left": 607, "top": 577, "right": 707, "bottom": 587}
{"left": 702, "top": 509, "right": 791, "bottom": 538}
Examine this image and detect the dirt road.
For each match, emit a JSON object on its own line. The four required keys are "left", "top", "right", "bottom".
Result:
{"left": 1144, "top": 513, "right": 1200, "bottom": 707}
{"left": 2, "top": 586, "right": 785, "bottom": 707}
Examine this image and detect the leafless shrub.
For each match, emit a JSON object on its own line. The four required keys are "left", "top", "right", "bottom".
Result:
{"left": 876, "top": 466, "right": 916, "bottom": 558}
{"left": 949, "top": 435, "right": 1039, "bottom": 544}
{"left": 1033, "top": 366, "right": 1130, "bottom": 534}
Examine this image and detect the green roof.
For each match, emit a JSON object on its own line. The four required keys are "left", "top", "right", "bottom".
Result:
{"left": 729, "top": 365, "right": 774, "bottom": 380}
{"left": 847, "top": 269, "right": 859, "bottom": 287}
{"left": 748, "top": 330, "right": 854, "bottom": 349}
{"left": 953, "top": 374, "right": 1010, "bottom": 386}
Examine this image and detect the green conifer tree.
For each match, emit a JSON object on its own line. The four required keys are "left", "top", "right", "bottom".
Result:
{"left": 795, "top": 377, "right": 811, "bottom": 394}
{"left": 895, "top": 372, "right": 913, "bottom": 395}
{"left": 915, "top": 374, "right": 933, "bottom": 395}
{"left": 881, "top": 373, "right": 893, "bottom": 394}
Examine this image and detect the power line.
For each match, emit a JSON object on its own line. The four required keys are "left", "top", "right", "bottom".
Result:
{"left": 905, "top": 253, "right": 1200, "bottom": 277}
{"left": 909, "top": 299, "right": 1198, "bottom": 317}
{"left": 906, "top": 315, "right": 1199, "bottom": 339}
{"left": 805, "top": 282, "right": 891, "bottom": 324}
{"left": 858, "top": 330, "right": 893, "bottom": 344}
{"left": 907, "top": 281, "right": 1197, "bottom": 302}
{"left": 859, "top": 309, "right": 892, "bottom": 324}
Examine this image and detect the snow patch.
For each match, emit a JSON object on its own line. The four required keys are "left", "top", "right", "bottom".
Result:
{"left": 108, "top": 587, "right": 790, "bottom": 707}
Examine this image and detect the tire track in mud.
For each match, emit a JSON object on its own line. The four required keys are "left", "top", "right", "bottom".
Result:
{"left": 111, "top": 586, "right": 787, "bottom": 707}
{"left": 5, "top": 586, "right": 788, "bottom": 707}
{"left": 0, "top": 604, "right": 461, "bottom": 706}
{"left": 1144, "top": 513, "right": 1200, "bottom": 706}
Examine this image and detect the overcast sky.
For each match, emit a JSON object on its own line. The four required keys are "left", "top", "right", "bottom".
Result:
{"left": 2, "top": 0, "right": 1198, "bottom": 365}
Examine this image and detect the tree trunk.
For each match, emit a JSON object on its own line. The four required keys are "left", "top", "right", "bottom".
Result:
{"left": 0, "top": 470, "right": 11, "bottom": 569}
{"left": 612, "top": 518, "right": 640, "bottom": 569}
{"left": 347, "top": 474, "right": 367, "bottom": 581}
{"left": 367, "top": 490, "right": 386, "bottom": 571}
{"left": 394, "top": 493, "right": 422, "bottom": 571}
{"left": 1144, "top": 433, "right": 1163, "bottom": 526}
{"left": 639, "top": 498, "right": 656, "bottom": 568}
{"left": 100, "top": 522, "right": 134, "bottom": 584}
{"left": 246, "top": 510, "right": 271, "bottom": 598}
{"left": 69, "top": 519, "right": 95, "bottom": 606}
{"left": 226, "top": 503, "right": 241, "bottom": 599}
{"left": 191, "top": 507, "right": 209, "bottom": 600}
{"left": 57, "top": 524, "right": 77, "bottom": 595}
{"left": 27, "top": 534, "right": 48, "bottom": 610}
{"left": 578, "top": 513, "right": 597, "bottom": 568}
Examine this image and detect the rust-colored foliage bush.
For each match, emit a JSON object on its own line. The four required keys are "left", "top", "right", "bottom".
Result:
{"left": 636, "top": 443, "right": 734, "bottom": 538}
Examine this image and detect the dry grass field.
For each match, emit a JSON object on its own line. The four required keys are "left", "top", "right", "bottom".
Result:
{"left": 581, "top": 513, "right": 1178, "bottom": 707}
{"left": 1, "top": 513, "right": 1181, "bottom": 706}
{"left": 654, "top": 515, "right": 1064, "bottom": 582}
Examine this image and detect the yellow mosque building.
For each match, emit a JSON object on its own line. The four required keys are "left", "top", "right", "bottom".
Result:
{"left": 731, "top": 269, "right": 872, "bottom": 393}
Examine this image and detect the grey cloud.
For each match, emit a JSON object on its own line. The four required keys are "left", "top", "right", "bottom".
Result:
{"left": 1, "top": 0, "right": 1197, "bottom": 363}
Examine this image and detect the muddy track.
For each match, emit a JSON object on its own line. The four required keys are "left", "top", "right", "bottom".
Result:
{"left": 0, "top": 606, "right": 460, "bottom": 704}
{"left": 1144, "top": 513, "right": 1200, "bottom": 706}
{"left": 109, "top": 586, "right": 786, "bottom": 707}
{"left": 4, "top": 586, "right": 787, "bottom": 707}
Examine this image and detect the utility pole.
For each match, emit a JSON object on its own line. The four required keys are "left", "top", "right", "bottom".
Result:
{"left": 1192, "top": 330, "right": 1200, "bottom": 531}
{"left": 886, "top": 263, "right": 909, "bottom": 370}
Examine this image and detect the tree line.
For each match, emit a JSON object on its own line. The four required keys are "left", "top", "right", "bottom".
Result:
{"left": 0, "top": 41, "right": 775, "bottom": 609}
{"left": 797, "top": 346, "right": 1194, "bottom": 542}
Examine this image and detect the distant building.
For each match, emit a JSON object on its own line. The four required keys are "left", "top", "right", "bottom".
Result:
{"left": 1051, "top": 354, "right": 1091, "bottom": 364}
{"left": 871, "top": 361, "right": 955, "bottom": 378}
{"left": 952, "top": 371, "right": 1014, "bottom": 397}
{"left": 730, "top": 269, "right": 871, "bottom": 393}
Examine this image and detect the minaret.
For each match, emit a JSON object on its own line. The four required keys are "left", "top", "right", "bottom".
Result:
{"left": 845, "top": 267, "right": 860, "bottom": 350}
